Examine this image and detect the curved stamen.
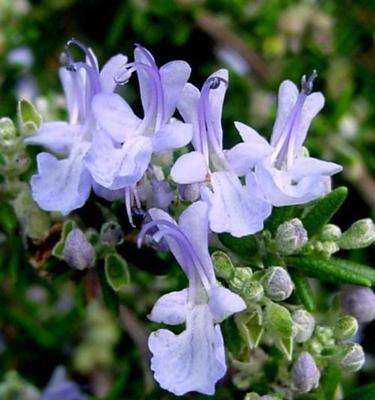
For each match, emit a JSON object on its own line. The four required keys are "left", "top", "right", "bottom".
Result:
{"left": 138, "top": 220, "right": 212, "bottom": 291}
{"left": 272, "top": 71, "right": 318, "bottom": 170}
{"left": 197, "top": 76, "right": 229, "bottom": 168}
{"left": 65, "top": 38, "right": 98, "bottom": 71}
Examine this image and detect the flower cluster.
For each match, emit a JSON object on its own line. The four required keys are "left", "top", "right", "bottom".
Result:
{"left": 25, "top": 39, "right": 343, "bottom": 396}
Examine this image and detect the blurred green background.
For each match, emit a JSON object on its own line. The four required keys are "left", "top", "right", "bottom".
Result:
{"left": 0, "top": 0, "right": 374, "bottom": 398}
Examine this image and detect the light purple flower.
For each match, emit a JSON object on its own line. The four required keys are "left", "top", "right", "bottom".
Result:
{"left": 40, "top": 366, "right": 87, "bottom": 400}
{"left": 171, "top": 70, "right": 271, "bottom": 237}
{"left": 138, "top": 201, "right": 246, "bottom": 395}
{"left": 84, "top": 45, "right": 192, "bottom": 224}
{"left": 25, "top": 39, "right": 127, "bottom": 215}
{"left": 227, "top": 71, "right": 342, "bottom": 206}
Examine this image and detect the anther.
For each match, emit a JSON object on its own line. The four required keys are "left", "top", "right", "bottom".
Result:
{"left": 209, "top": 76, "right": 228, "bottom": 90}
{"left": 301, "top": 70, "right": 318, "bottom": 95}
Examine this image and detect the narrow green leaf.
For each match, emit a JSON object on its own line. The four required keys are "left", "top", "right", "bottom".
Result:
{"left": 330, "top": 257, "right": 375, "bottom": 285}
{"left": 104, "top": 253, "right": 130, "bottom": 291}
{"left": 290, "top": 270, "right": 316, "bottom": 312}
{"left": 218, "top": 233, "right": 258, "bottom": 257}
{"left": 322, "top": 363, "right": 341, "bottom": 400}
{"left": 265, "top": 206, "right": 295, "bottom": 235}
{"left": 301, "top": 187, "right": 348, "bottom": 236}
{"left": 343, "top": 383, "right": 375, "bottom": 400}
{"left": 288, "top": 256, "right": 372, "bottom": 287}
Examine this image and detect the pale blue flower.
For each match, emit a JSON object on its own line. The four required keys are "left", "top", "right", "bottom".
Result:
{"left": 84, "top": 44, "right": 192, "bottom": 225}
{"left": 25, "top": 39, "right": 127, "bottom": 215}
{"left": 171, "top": 70, "right": 271, "bottom": 237}
{"left": 40, "top": 366, "right": 87, "bottom": 400}
{"left": 226, "top": 72, "right": 342, "bottom": 206}
{"left": 138, "top": 201, "right": 246, "bottom": 396}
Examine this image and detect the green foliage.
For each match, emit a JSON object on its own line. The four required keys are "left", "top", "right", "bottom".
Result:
{"left": 301, "top": 187, "right": 348, "bottom": 237}
{"left": 104, "top": 253, "right": 130, "bottom": 292}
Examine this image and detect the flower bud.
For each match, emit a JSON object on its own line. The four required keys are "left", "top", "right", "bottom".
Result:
{"left": 292, "top": 309, "right": 315, "bottom": 343}
{"left": 292, "top": 352, "right": 320, "bottom": 393}
{"left": 321, "top": 241, "right": 340, "bottom": 257}
{"left": 178, "top": 183, "right": 201, "bottom": 202}
{"left": 334, "top": 316, "right": 358, "bottom": 340}
{"left": 230, "top": 267, "right": 253, "bottom": 292}
{"left": 340, "top": 285, "right": 375, "bottom": 323}
{"left": 275, "top": 218, "right": 308, "bottom": 255}
{"left": 244, "top": 393, "right": 259, "bottom": 400}
{"left": 242, "top": 281, "right": 264, "bottom": 303}
{"left": 261, "top": 267, "right": 293, "bottom": 301}
{"left": 211, "top": 251, "right": 234, "bottom": 280}
{"left": 340, "top": 343, "right": 365, "bottom": 372}
{"left": 0, "top": 117, "right": 18, "bottom": 150}
{"left": 100, "top": 221, "right": 124, "bottom": 247}
{"left": 339, "top": 219, "right": 375, "bottom": 249}
{"left": 321, "top": 224, "right": 342, "bottom": 241}
{"left": 63, "top": 228, "right": 95, "bottom": 270}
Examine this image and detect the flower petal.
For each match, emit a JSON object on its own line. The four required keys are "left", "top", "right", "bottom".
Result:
{"left": 225, "top": 125, "right": 273, "bottom": 176}
{"left": 149, "top": 304, "right": 226, "bottom": 396}
{"left": 149, "top": 289, "right": 188, "bottom": 325}
{"left": 134, "top": 46, "right": 157, "bottom": 115}
{"left": 171, "top": 151, "right": 208, "bottom": 184}
{"left": 271, "top": 80, "right": 299, "bottom": 146}
{"left": 177, "top": 83, "right": 200, "bottom": 124}
{"left": 153, "top": 120, "right": 193, "bottom": 153}
{"left": 92, "top": 93, "right": 141, "bottom": 142}
{"left": 100, "top": 54, "right": 128, "bottom": 93}
{"left": 58, "top": 68, "right": 81, "bottom": 124}
{"left": 84, "top": 130, "right": 152, "bottom": 190}
{"left": 291, "top": 157, "right": 342, "bottom": 181}
{"left": 92, "top": 181, "right": 123, "bottom": 201}
{"left": 203, "top": 171, "right": 271, "bottom": 237}
{"left": 160, "top": 60, "right": 191, "bottom": 121}
{"left": 295, "top": 92, "right": 325, "bottom": 150}
{"left": 31, "top": 146, "right": 91, "bottom": 215}
{"left": 255, "top": 162, "right": 328, "bottom": 206}
{"left": 178, "top": 201, "right": 215, "bottom": 284}
{"left": 209, "top": 286, "right": 246, "bottom": 323}
{"left": 25, "top": 122, "right": 82, "bottom": 155}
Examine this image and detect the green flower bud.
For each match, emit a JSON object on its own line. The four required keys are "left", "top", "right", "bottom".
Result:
{"left": 230, "top": 267, "right": 253, "bottom": 292}
{"left": 340, "top": 343, "right": 365, "bottom": 372}
{"left": 12, "top": 188, "right": 50, "bottom": 240}
{"left": 321, "top": 224, "right": 342, "bottom": 241}
{"left": 244, "top": 393, "right": 260, "bottom": 400}
{"left": 211, "top": 251, "right": 235, "bottom": 281}
{"left": 315, "top": 326, "right": 334, "bottom": 346}
{"left": 0, "top": 117, "right": 18, "bottom": 151}
{"left": 261, "top": 267, "right": 293, "bottom": 301}
{"left": 100, "top": 221, "right": 124, "bottom": 247}
{"left": 321, "top": 241, "right": 340, "bottom": 257}
{"left": 334, "top": 316, "right": 358, "bottom": 340}
{"left": 275, "top": 218, "right": 308, "bottom": 255}
{"left": 339, "top": 218, "right": 375, "bottom": 249}
{"left": 241, "top": 281, "right": 264, "bottom": 303}
{"left": 292, "top": 309, "right": 315, "bottom": 343}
